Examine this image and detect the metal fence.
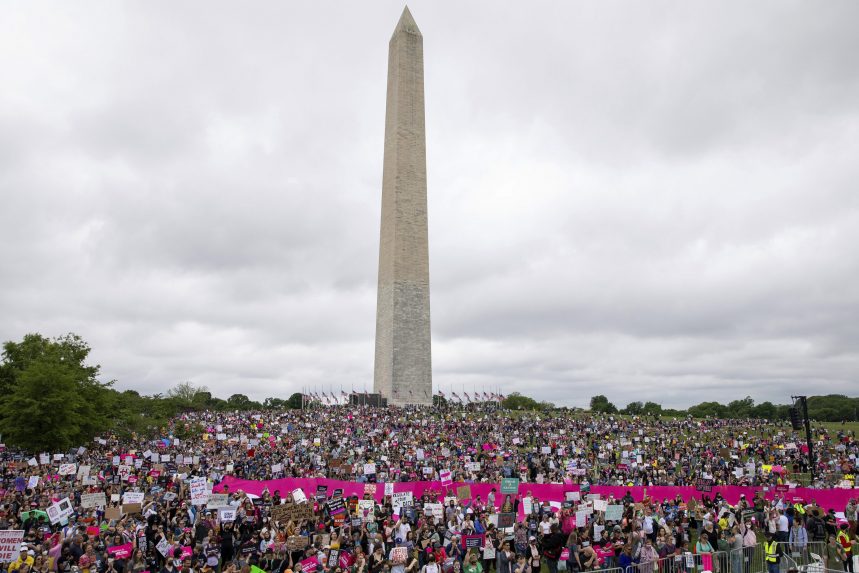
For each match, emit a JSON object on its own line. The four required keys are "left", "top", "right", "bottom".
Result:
{"left": 725, "top": 542, "right": 828, "bottom": 573}
{"left": 622, "top": 551, "right": 728, "bottom": 573}
{"left": 570, "top": 542, "right": 836, "bottom": 573}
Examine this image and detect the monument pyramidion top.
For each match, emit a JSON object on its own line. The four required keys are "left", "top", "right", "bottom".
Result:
{"left": 392, "top": 5, "right": 421, "bottom": 38}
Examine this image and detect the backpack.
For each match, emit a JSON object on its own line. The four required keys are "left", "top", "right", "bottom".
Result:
{"left": 812, "top": 518, "right": 825, "bottom": 540}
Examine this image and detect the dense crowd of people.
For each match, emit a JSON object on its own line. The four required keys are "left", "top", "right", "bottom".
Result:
{"left": 0, "top": 406, "right": 856, "bottom": 573}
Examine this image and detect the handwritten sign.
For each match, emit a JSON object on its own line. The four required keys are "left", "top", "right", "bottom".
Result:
{"left": 58, "top": 463, "right": 77, "bottom": 476}
{"left": 190, "top": 477, "right": 208, "bottom": 505}
{"left": 81, "top": 492, "right": 107, "bottom": 508}
{"left": 122, "top": 491, "right": 145, "bottom": 505}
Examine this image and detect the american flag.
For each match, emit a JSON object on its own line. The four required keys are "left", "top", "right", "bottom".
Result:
{"left": 464, "top": 392, "right": 471, "bottom": 402}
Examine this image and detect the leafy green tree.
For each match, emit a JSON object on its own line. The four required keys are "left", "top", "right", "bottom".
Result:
{"left": 642, "top": 401, "right": 663, "bottom": 417}
{"left": 807, "top": 395, "right": 859, "bottom": 421}
{"left": 502, "top": 392, "right": 545, "bottom": 410}
{"left": 0, "top": 333, "right": 111, "bottom": 451}
{"left": 263, "top": 397, "right": 287, "bottom": 409}
{"left": 750, "top": 401, "right": 777, "bottom": 420}
{"left": 287, "top": 392, "right": 304, "bottom": 409}
{"left": 168, "top": 381, "right": 209, "bottom": 403}
{"left": 227, "top": 393, "right": 260, "bottom": 410}
{"left": 726, "top": 397, "right": 755, "bottom": 418}
{"left": 687, "top": 401, "right": 727, "bottom": 418}
{"left": 622, "top": 401, "right": 643, "bottom": 415}
{"left": 590, "top": 395, "right": 618, "bottom": 414}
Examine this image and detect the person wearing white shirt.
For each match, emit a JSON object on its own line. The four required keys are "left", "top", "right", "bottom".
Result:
{"left": 776, "top": 510, "right": 789, "bottom": 542}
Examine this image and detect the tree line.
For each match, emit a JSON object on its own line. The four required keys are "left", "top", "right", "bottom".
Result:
{"left": 0, "top": 333, "right": 856, "bottom": 452}
{"left": 584, "top": 393, "right": 859, "bottom": 422}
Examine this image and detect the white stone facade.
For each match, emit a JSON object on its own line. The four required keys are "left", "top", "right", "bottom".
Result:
{"left": 373, "top": 7, "right": 433, "bottom": 406}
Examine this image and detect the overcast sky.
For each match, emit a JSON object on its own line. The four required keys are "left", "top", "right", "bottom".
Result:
{"left": 2, "top": 1, "right": 858, "bottom": 409}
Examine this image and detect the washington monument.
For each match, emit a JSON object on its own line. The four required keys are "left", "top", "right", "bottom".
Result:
{"left": 373, "top": 6, "right": 433, "bottom": 406}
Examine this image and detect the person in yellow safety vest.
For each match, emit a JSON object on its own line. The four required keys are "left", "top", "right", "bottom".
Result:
{"left": 763, "top": 532, "right": 781, "bottom": 573}
{"left": 836, "top": 524, "right": 853, "bottom": 573}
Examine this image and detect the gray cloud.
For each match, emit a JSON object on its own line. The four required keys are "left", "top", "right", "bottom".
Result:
{"left": 1, "top": 1, "right": 857, "bottom": 409}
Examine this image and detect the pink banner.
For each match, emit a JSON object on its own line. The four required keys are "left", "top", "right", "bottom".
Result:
{"left": 214, "top": 476, "right": 854, "bottom": 512}
{"left": 107, "top": 543, "right": 133, "bottom": 560}
{"left": 299, "top": 557, "right": 319, "bottom": 573}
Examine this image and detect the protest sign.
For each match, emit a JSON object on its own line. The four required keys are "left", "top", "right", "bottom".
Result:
{"left": 391, "top": 491, "right": 413, "bottom": 511}
{"left": 390, "top": 547, "right": 407, "bottom": 565}
{"left": 122, "top": 491, "right": 145, "bottom": 505}
{"left": 456, "top": 485, "right": 472, "bottom": 501}
{"left": 286, "top": 536, "right": 310, "bottom": 552}
{"left": 156, "top": 538, "right": 170, "bottom": 557}
{"left": 339, "top": 551, "right": 354, "bottom": 569}
{"left": 522, "top": 497, "right": 533, "bottom": 515}
{"left": 695, "top": 478, "right": 714, "bottom": 492}
{"left": 291, "top": 488, "right": 308, "bottom": 504}
{"left": 327, "top": 497, "right": 345, "bottom": 514}
{"left": 271, "top": 503, "right": 314, "bottom": 523}
{"left": 463, "top": 534, "right": 485, "bottom": 549}
{"left": 299, "top": 557, "right": 319, "bottom": 573}
{"left": 440, "top": 469, "right": 452, "bottom": 486}
{"left": 357, "top": 499, "right": 374, "bottom": 520}
{"left": 27, "top": 476, "right": 39, "bottom": 489}
{"left": 218, "top": 507, "right": 236, "bottom": 522}
{"left": 0, "top": 530, "right": 24, "bottom": 562}
{"left": 328, "top": 549, "right": 341, "bottom": 569}
{"left": 364, "top": 483, "right": 377, "bottom": 495}
{"left": 81, "top": 492, "right": 107, "bottom": 508}
{"left": 58, "top": 463, "right": 77, "bottom": 476}
{"left": 501, "top": 478, "right": 519, "bottom": 494}
{"left": 425, "top": 503, "right": 444, "bottom": 520}
{"left": 190, "top": 477, "right": 209, "bottom": 505}
{"left": 605, "top": 504, "right": 624, "bottom": 521}
{"left": 47, "top": 498, "right": 74, "bottom": 524}
{"left": 363, "top": 463, "right": 376, "bottom": 476}
{"left": 108, "top": 543, "right": 133, "bottom": 559}
{"left": 498, "top": 513, "right": 516, "bottom": 529}
{"left": 207, "top": 493, "right": 229, "bottom": 508}
{"left": 122, "top": 503, "right": 142, "bottom": 514}
{"left": 384, "top": 482, "right": 394, "bottom": 496}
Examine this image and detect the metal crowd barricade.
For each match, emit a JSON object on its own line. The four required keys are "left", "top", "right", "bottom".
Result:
{"left": 623, "top": 551, "right": 729, "bottom": 573}
{"left": 777, "top": 541, "right": 827, "bottom": 572}
{"left": 727, "top": 541, "right": 828, "bottom": 573}
{"left": 589, "top": 566, "right": 624, "bottom": 573}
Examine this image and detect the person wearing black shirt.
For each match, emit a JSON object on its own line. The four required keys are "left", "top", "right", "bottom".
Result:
{"left": 541, "top": 525, "right": 566, "bottom": 573}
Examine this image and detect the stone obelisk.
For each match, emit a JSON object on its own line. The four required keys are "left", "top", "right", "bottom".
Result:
{"left": 373, "top": 6, "right": 432, "bottom": 406}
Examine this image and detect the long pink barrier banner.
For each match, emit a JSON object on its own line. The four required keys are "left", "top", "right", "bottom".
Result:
{"left": 215, "top": 476, "right": 854, "bottom": 513}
